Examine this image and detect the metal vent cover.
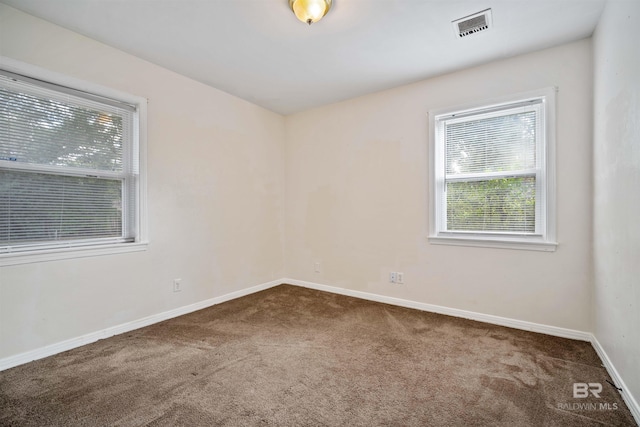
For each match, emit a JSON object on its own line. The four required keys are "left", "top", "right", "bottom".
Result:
{"left": 452, "top": 9, "right": 492, "bottom": 38}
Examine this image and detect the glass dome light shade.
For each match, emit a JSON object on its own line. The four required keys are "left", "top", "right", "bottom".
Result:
{"left": 289, "top": 0, "right": 332, "bottom": 25}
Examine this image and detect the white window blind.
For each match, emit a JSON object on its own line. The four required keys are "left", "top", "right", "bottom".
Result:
{"left": 429, "top": 89, "right": 556, "bottom": 251}
{"left": 0, "top": 70, "right": 139, "bottom": 253}
{"left": 442, "top": 102, "right": 542, "bottom": 234}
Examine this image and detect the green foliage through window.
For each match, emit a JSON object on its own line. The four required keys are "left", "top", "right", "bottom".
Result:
{"left": 446, "top": 177, "right": 535, "bottom": 233}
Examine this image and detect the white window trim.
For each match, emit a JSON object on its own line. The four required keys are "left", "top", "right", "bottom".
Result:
{"left": 0, "top": 56, "right": 148, "bottom": 266}
{"left": 427, "top": 87, "right": 557, "bottom": 252}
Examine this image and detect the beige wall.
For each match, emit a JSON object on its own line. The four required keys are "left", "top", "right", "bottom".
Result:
{"left": 593, "top": 0, "right": 640, "bottom": 407}
{"left": 285, "top": 39, "right": 593, "bottom": 331}
{"left": 0, "top": 4, "right": 286, "bottom": 359}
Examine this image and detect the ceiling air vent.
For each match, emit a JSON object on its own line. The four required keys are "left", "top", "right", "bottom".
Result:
{"left": 452, "top": 9, "right": 492, "bottom": 38}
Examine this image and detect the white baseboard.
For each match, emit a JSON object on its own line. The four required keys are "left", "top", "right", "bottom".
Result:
{"left": 285, "top": 278, "right": 592, "bottom": 341}
{"left": 0, "top": 279, "right": 282, "bottom": 371}
{"left": 591, "top": 336, "right": 640, "bottom": 425}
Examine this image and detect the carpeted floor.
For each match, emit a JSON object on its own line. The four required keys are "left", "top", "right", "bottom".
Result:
{"left": 0, "top": 284, "right": 636, "bottom": 426}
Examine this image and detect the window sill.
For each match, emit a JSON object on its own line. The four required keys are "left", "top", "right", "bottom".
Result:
{"left": 428, "top": 235, "right": 557, "bottom": 252}
{"left": 0, "top": 242, "right": 149, "bottom": 266}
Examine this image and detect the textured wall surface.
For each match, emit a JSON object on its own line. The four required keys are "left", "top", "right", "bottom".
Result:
{"left": 593, "top": 0, "right": 640, "bottom": 410}
{"left": 0, "top": 4, "right": 286, "bottom": 359}
{"left": 285, "top": 40, "right": 593, "bottom": 331}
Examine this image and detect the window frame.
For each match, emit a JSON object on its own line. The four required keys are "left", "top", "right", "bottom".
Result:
{"left": 428, "top": 88, "right": 557, "bottom": 252}
{"left": 0, "top": 57, "right": 148, "bottom": 266}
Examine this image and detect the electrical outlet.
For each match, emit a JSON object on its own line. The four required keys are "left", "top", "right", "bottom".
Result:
{"left": 173, "top": 278, "right": 182, "bottom": 292}
{"left": 314, "top": 261, "right": 321, "bottom": 273}
{"left": 389, "top": 272, "right": 404, "bottom": 284}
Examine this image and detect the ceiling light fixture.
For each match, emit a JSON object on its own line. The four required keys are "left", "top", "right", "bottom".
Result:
{"left": 289, "top": 0, "right": 332, "bottom": 25}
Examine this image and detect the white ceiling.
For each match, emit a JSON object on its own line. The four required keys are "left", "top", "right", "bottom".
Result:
{"left": 1, "top": 0, "right": 606, "bottom": 115}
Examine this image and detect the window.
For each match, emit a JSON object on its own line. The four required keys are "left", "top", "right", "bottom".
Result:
{"left": 0, "top": 62, "right": 147, "bottom": 265}
{"left": 428, "top": 88, "right": 556, "bottom": 251}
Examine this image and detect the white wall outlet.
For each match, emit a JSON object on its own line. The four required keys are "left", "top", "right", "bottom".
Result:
{"left": 173, "top": 278, "right": 182, "bottom": 292}
{"left": 314, "top": 261, "right": 321, "bottom": 273}
{"left": 389, "top": 272, "right": 404, "bottom": 284}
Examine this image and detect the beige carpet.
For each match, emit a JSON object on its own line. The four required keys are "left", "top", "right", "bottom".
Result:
{"left": 0, "top": 284, "right": 636, "bottom": 426}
